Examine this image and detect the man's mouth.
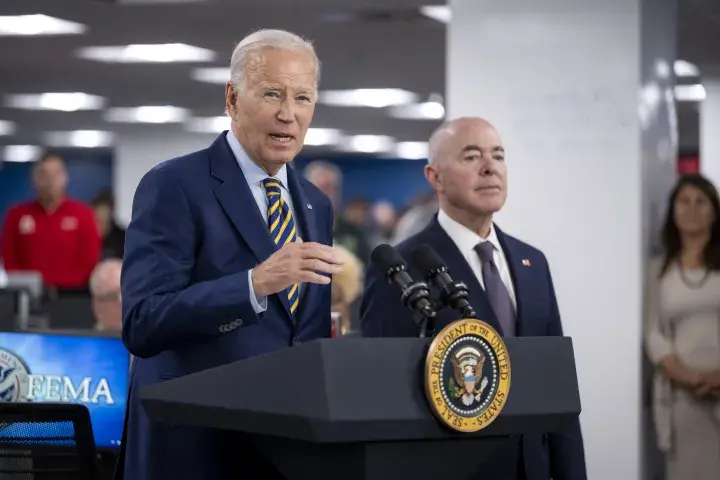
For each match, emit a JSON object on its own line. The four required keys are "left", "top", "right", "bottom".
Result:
{"left": 269, "top": 133, "right": 294, "bottom": 143}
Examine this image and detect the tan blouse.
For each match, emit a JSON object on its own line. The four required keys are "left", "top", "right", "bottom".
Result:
{"left": 644, "top": 257, "right": 720, "bottom": 450}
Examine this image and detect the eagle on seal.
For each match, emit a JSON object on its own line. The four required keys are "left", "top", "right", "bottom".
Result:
{"left": 451, "top": 347, "right": 488, "bottom": 406}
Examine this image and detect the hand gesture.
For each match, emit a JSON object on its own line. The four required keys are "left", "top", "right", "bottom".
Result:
{"left": 252, "top": 242, "right": 344, "bottom": 297}
{"left": 660, "top": 355, "right": 702, "bottom": 391}
{"left": 696, "top": 370, "right": 720, "bottom": 397}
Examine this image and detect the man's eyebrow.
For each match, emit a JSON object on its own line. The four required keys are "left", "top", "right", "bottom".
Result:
{"left": 460, "top": 145, "right": 504, "bottom": 153}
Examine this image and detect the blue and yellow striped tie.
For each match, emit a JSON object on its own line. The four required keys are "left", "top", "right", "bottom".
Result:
{"left": 263, "top": 177, "right": 299, "bottom": 317}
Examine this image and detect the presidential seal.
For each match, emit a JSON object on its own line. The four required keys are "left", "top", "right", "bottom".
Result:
{"left": 425, "top": 318, "right": 511, "bottom": 433}
{"left": 0, "top": 347, "right": 31, "bottom": 403}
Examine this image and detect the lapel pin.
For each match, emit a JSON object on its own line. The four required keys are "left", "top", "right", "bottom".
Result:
{"left": 307, "top": 204, "right": 313, "bottom": 210}
{"left": 522, "top": 259, "right": 532, "bottom": 267}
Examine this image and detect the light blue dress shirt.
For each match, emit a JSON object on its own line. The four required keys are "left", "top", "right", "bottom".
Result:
{"left": 225, "top": 130, "right": 300, "bottom": 314}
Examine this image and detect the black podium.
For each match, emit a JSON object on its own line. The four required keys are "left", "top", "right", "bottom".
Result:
{"left": 140, "top": 336, "right": 581, "bottom": 480}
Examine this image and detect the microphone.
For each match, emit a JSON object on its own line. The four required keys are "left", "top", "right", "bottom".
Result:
{"left": 411, "top": 244, "right": 477, "bottom": 319}
{"left": 370, "top": 244, "right": 436, "bottom": 337}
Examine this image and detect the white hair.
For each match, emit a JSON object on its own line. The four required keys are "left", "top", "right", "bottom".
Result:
{"left": 89, "top": 258, "right": 122, "bottom": 298}
{"left": 229, "top": 29, "right": 320, "bottom": 92}
{"left": 304, "top": 160, "right": 342, "bottom": 183}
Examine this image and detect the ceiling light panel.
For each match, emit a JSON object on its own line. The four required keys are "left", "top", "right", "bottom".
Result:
{"left": 3, "top": 145, "right": 41, "bottom": 163}
{"left": 6, "top": 93, "right": 106, "bottom": 112}
{"left": 343, "top": 135, "right": 395, "bottom": 153}
{"left": 105, "top": 106, "right": 189, "bottom": 123}
{"left": 674, "top": 84, "right": 706, "bottom": 102}
{"left": 186, "top": 116, "right": 231, "bottom": 133}
{"left": 388, "top": 101, "right": 445, "bottom": 120}
{"left": 674, "top": 60, "right": 700, "bottom": 77}
{"left": 191, "top": 67, "right": 231, "bottom": 84}
{"left": 419, "top": 6, "right": 451, "bottom": 23}
{"left": 0, "top": 120, "right": 16, "bottom": 136}
{"left": 0, "top": 14, "right": 86, "bottom": 36}
{"left": 304, "top": 128, "right": 343, "bottom": 146}
{"left": 319, "top": 89, "right": 418, "bottom": 108}
{"left": 44, "top": 130, "right": 114, "bottom": 148}
{"left": 396, "top": 142, "right": 429, "bottom": 159}
{"left": 78, "top": 43, "right": 215, "bottom": 63}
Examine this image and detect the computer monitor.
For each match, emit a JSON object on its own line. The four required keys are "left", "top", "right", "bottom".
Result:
{"left": 0, "top": 330, "right": 129, "bottom": 450}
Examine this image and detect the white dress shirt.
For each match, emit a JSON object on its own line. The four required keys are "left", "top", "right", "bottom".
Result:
{"left": 436, "top": 209, "right": 517, "bottom": 310}
{"left": 225, "top": 130, "right": 300, "bottom": 314}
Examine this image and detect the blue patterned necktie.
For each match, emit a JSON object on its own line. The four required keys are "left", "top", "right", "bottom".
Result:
{"left": 262, "top": 177, "right": 299, "bottom": 317}
{"left": 474, "top": 241, "right": 515, "bottom": 336}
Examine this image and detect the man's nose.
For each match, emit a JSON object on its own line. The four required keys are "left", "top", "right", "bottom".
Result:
{"left": 480, "top": 159, "right": 496, "bottom": 176}
{"left": 277, "top": 99, "right": 295, "bottom": 123}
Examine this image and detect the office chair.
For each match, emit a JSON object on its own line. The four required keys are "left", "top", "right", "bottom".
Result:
{"left": 0, "top": 289, "right": 16, "bottom": 331}
{"left": 0, "top": 403, "right": 96, "bottom": 479}
{"left": 47, "top": 291, "right": 96, "bottom": 330}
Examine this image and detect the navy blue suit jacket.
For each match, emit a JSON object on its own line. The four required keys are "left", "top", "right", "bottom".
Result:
{"left": 360, "top": 217, "right": 586, "bottom": 480}
{"left": 118, "top": 133, "right": 333, "bottom": 480}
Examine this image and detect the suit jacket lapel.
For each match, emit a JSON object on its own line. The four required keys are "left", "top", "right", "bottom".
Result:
{"left": 209, "top": 134, "right": 294, "bottom": 319}
{"left": 495, "top": 226, "right": 530, "bottom": 336}
{"left": 210, "top": 134, "right": 276, "bottom": 263}
{"left": 286, "top": 166, "right": 318, "bottom": 245}
{"left": 286, "top": 166, "right": 320, "bottom": 321}
{"left": 425, "top": 219, "right": 502, "bottom": 332}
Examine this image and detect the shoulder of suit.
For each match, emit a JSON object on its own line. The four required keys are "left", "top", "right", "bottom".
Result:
{"left": 141, "top": 147, "right": 212, "bottom": 189}
{"left": 392, "top": 233, "right": 439, "bottom": 277}
{"left": 296, "top": 176, "right": 332, "bottom": 210}
{"left": 498, "top": 230, "right": 539, "bottom": 253}
{"left": 394, "top": 233, "right": 426, "bottom": 256}
{"left": 153, "top": 146, "right": 211, "bottom": 174}
{"left": 495, "top": 228, "right": 551, "bottom": 267}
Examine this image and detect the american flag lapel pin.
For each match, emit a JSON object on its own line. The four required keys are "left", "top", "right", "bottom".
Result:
{"left": 522, "top": 259, "right": 532, "bottom": 267}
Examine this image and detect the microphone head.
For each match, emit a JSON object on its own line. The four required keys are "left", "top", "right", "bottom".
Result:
{"left": 411, "top": 244, "right": 446, "bottom": 275}
{"left": 371, "top": 244, "right": 408, "bottom": 277}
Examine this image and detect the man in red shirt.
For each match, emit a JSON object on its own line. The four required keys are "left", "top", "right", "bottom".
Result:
{"left": 0, "top": 154, "right": 101, "bottom": 289}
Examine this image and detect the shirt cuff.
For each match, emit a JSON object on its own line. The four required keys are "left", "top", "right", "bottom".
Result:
{"left": 248, "top": 269, "right": 267, "bottom": 314}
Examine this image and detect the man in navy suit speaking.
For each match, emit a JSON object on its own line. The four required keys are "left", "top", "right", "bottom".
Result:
{"left": 360, "top": 117, "right": 587, "bottom": 480}
{"left": 117, "top": 29, "right": 343, "bottom": 480}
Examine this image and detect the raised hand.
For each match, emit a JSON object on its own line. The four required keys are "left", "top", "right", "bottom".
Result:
{"left": 251, "top": 242, "right": 344, "bottom": 297}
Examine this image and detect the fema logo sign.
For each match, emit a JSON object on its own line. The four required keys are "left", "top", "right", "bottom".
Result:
{"left": 0, "top": 348, "right": 31, "bottom": 402}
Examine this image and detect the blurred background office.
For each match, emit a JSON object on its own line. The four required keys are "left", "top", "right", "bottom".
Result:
{"left": 0, "top": 0, "right": 719, "bottom": 478}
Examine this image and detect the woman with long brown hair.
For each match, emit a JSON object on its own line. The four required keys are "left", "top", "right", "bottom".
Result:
{"left": 645, "top": 174, "right": 720, "bottom": 479}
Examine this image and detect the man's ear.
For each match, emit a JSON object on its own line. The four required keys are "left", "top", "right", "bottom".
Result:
{"left": 225, "top": 82, "right": 236, "bottom": 115}
{"left": 424, "top": 164, "right": 440, "bottom": 191}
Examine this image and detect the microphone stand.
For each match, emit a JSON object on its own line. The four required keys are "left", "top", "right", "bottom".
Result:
{"left": 400, "top": 281, "right": 436, "bottom": 339}
{"left": 413, "top": 311, "right": 428, "bottom": 338}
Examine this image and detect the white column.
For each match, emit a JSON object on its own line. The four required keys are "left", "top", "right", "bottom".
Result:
{"left": 447, "top": 0, "right": 677, "bottom": 479}
{"left": 114, "top": 131, "right": 216, "bottom": 226}
{"left": 701, "top": 78, "right": 720, "bottom": 188}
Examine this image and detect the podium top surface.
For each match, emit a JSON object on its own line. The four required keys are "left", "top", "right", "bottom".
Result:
{"left": 140, "top": 336, "right": 580, "bottom": 443}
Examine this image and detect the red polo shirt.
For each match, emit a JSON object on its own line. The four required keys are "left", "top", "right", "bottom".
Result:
{"left": 1, "top": 198, "right": 101, "bottom": 288}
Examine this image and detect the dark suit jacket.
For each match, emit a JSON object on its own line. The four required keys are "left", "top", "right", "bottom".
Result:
{"left": 360, "top": 217, "right": 587, "bottom": 480}
{"left": 117, "top": 132, "right": 334, "bottom": 480}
